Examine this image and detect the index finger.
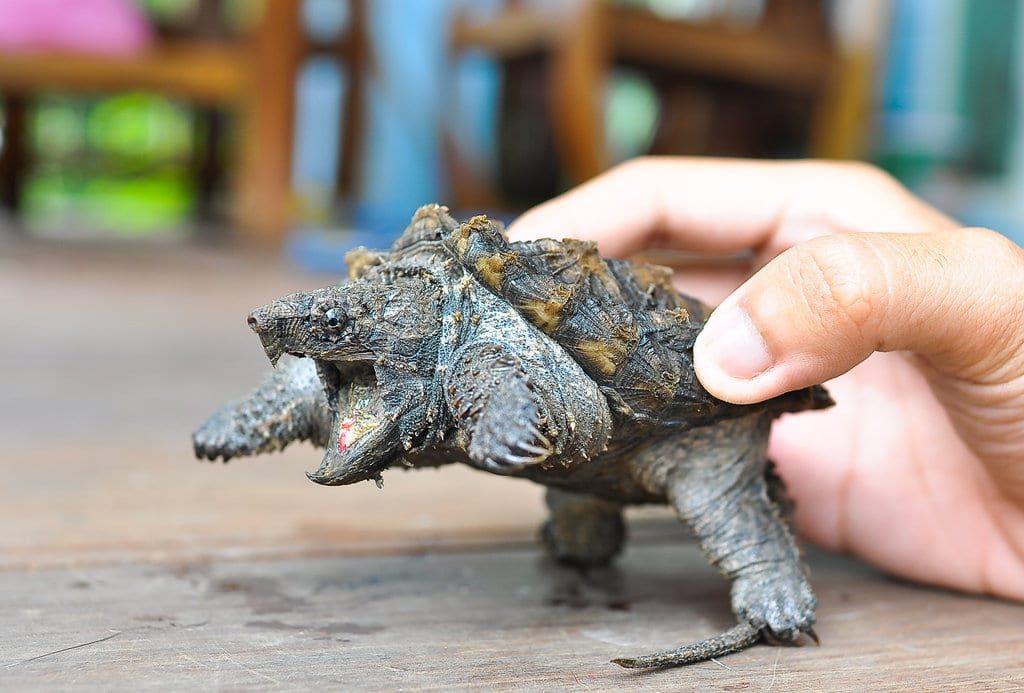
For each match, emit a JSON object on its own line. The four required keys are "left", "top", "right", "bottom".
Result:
{"left": 506, "top": 157, "right": 958, "bottom": 258}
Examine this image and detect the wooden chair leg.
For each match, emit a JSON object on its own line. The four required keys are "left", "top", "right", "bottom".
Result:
{"left": 548, "top": 0, "right": 610, "bottom": 184}
{"left": 0, "top": 95, "right": 28, "bottom": 215}
{"left": 232, "top": 1, "right": 302, "bottom": 244}
{"left": 337, "top": 0, "right": 367, "bottom": 201}
{"left": 192, "top": 106, "right": 225, "bottom": 225}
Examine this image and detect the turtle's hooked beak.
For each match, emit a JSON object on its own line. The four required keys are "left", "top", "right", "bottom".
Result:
{"left": 305, "top": 392, "right": 395, "bottom": 487}
{"left": 247, "top": 293, "right": 311, "bottom": 367}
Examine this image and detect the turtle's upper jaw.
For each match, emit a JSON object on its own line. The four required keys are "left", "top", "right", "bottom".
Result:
{"left": 247, "top": 291, "right": 312, "bottom": 366}
{"left": 247, "top": 289, "right": 374, "bottom": 369}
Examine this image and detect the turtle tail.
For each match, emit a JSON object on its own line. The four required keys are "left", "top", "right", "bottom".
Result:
{"left": 611, "top": 622, "right": 761, "bottom": 669}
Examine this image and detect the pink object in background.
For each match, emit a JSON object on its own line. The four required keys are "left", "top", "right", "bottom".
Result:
{"left": 0, "top": 0, "right": 152, "bottom": 56}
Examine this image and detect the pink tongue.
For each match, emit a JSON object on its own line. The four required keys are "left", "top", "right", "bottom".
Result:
{"left": 338, "top": 418, "right": 356, "bottom": 452}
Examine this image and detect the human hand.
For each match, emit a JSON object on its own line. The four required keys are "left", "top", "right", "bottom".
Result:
{"left": 509, "top": 157, "right": 1024, "bottom": 601}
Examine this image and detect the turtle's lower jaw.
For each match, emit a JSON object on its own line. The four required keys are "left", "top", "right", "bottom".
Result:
{"left": 306, "top": 391, "right": 392, "bottom": 487}
{"left": 306, "top": 462, "right": 356, "bottom": 486}
{"left": 306, "top": 442, "right": 389, "bottom": 487}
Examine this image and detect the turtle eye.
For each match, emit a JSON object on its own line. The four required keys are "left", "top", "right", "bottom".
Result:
{"left": 324, "top": 308, "right": 341, "bottom": 328}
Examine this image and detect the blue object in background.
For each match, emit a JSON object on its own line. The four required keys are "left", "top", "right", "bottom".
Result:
{"left": 357, "top": 0, "right": 449, "bottom": 236}
{"left": 876, "top": 0, "right": 967, "bottom": 183}
{"left": 292, "top": 56, "right": 345, "bottom": 197}
{"left": 345, "top": 0, "right": 500, "bottom": 237}
{"left": 285, "top": 227, "right": 397, "bottom": 276}
{"left": 287, "top": 0, "right": 502, "bottom": 274}
{"left": 447, "top": 49, "right": 501, "bottom": 187}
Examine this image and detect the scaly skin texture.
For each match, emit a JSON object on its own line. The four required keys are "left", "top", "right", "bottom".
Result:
{"left": 193, "top": 357, "right": 331, "bottom": 461}
{"left": 194, "top": 205, "right": 832, "bottom": 669}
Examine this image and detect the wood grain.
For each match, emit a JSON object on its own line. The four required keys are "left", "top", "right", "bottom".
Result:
{"left": 3, "top": 545, "right": 1023, "bottom": 690}
{"left": 1, "top": 242, "right": 1022, "bottom": 690}
{"left": 0, "top": 242, "right": 552, "bottom": 569}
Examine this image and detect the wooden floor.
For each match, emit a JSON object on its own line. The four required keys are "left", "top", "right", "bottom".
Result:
{"left": 2, "top": 239, "right": 1023, "bottom": 690}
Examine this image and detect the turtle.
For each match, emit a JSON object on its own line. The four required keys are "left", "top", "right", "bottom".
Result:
{"left": 193, "top": 204, "right": 833, "bottom": 668}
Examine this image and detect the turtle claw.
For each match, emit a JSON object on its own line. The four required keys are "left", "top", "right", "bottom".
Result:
{"left": 805, "top": 627, "right": 820, "bottom": 645}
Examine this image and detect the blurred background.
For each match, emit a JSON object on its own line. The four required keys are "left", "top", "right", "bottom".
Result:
{"left": 4, "top": 6, "right": 1024, "bottom": 683}
{"left": 1, "top": 0, "right": 1022, "bottom": 250}
{"left": 2, "top": 0, "right": 1024, "bottom": 563}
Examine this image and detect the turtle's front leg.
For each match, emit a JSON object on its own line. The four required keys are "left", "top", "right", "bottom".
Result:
{"left": 541, "top": 488, "right": 625, "bottom": 569}
{"left": 445, "top": 342, "right": 557, "bottom": 472}
{"left": 445, "top": 340, "right": 612, "bottom": 473}
{"left": 193, "top": 357, "right": 329, "bottom": 462}
{"left": 614, "top": 413, "right": 815, "bottom": 669}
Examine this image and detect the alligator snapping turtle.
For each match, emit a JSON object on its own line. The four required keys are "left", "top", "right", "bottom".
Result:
{"left": 194, "top": 204, "right": 832, "bottom": 668}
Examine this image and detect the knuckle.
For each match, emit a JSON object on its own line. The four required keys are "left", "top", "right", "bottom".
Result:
{"left": 610, "top": 156, "right": 655, "bottom": 181}
{"left": 960, "top": 226, "right": 1024, "bottom": 342}
{"left": 962, "top": 226, "right": 1024, "bottom": 267}
{"left": 841, "top": 160, "right": 899, "bottom": 189}
{"left": 792, "top": 235, "right": 889, "bottom": 335}
{"left": 797, "top": 159, "right": 898, "bottom": 191}
{"left": 836, "top": 160, "right": 900, "bottom": 192}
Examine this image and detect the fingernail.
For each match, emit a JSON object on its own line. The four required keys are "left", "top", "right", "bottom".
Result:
{"left": 699, "top": 303, "right": 772, "bottom": 379}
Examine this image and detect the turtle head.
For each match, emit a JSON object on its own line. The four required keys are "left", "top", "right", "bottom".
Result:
{"left": 248, "top": 280, "right": 446, "bottom": 487}
{"left": 248, "top": 281, "right": 442, "bottom": 373}
{"left": 247, "top": 286, "right": 373, "bottom": 367}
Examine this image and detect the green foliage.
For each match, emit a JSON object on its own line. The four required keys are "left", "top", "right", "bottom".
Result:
{"left": 23, "top": 168, "right": 194, "bottom": 236}
{"left": 86, "top": 93, "right": 192, "bottom": 164}
{"left": 135, "top": 0, "right": 198, "bottom": 24}
{"left": 29, "top": 96, "right": 86, "bottom": 159}
{"left": 24, "top": 92, "right": 196, "bottom": 235}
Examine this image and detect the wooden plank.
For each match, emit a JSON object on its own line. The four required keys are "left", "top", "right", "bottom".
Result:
{"left": 3, "top": 242, "right": 1023, "bottom": 690}
{"left": 337, "top": 0, "right": 368, "bottom": 199}
{"left": 0, "top": 94, "right": 27, "bottom": 213}
{"left": 0, "top": 242, "right": 552, "bottom": 569}
{"left": 2, "top": 544, "right": 1023, "bottom": 689}
{"left": 0, "top": 42, "right": 249, "bottom": 104}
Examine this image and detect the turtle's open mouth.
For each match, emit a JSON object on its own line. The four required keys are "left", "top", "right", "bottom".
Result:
{"left": 312, "top": 357, "right": 379, "bottom": 452}
{"left": 313, "top": 358, "right": 376, "bottom": 410}
{"left": 306, "top": 357, "right": 391, "bottom": 486}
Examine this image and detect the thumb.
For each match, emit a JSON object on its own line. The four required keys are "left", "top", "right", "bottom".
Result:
{"left": 693, "top": 228, "right": 1024, "bottom": 404}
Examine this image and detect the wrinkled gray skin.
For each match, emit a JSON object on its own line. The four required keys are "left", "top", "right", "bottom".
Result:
{"left": 194, "top": 205, "right": 833, "bottom": 669}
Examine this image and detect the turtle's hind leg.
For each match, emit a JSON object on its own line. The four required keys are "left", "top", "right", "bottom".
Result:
{"left": 613, "top": 412, "right": 817, "bottom": 669}
{"left": 670, "top": 413, "right": 815, "bottom": 642}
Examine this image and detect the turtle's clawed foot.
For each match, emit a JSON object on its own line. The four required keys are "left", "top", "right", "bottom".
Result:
{"left": 467, "top": 375, "right": 553, "bottom": 471}
{"left": 731, "top": 567, "right": 817, "bottom": 644}
{"left": 192, "top": 401, "right": 277, "bottom": 462}
{"left": 193, "top": 406, "right": 243, "bottom": 462}
{"left": 612, "top": 567, "right": 819, "bottom": 670}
